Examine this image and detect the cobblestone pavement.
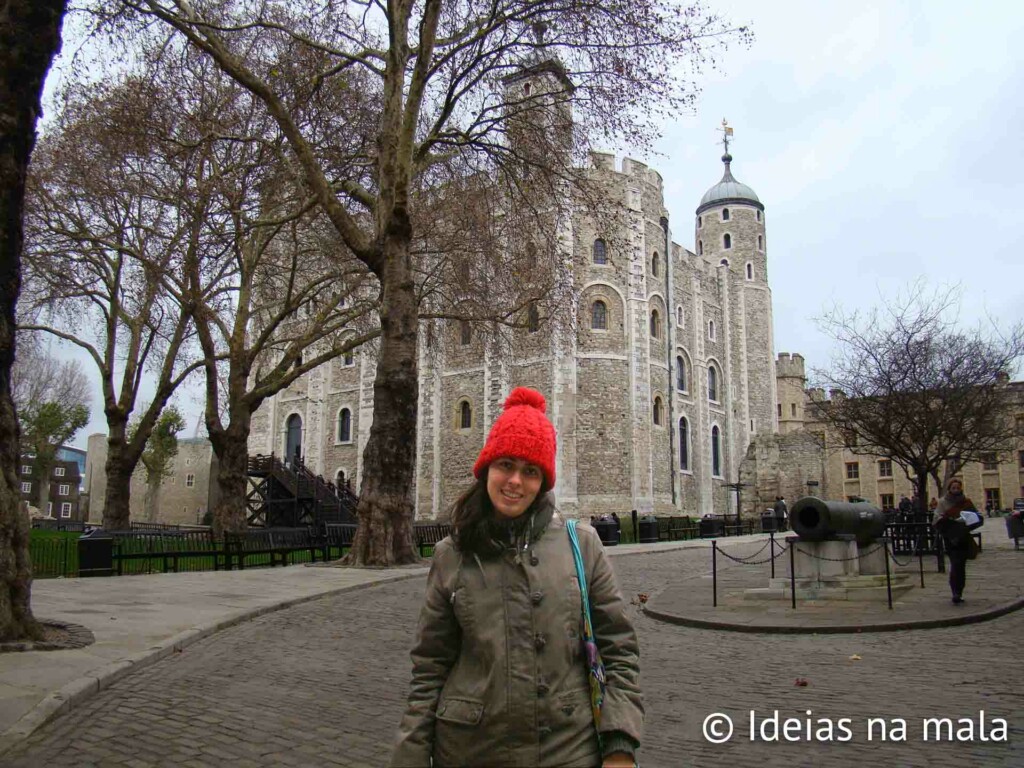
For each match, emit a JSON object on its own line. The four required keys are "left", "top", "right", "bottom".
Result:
{"left": 5, "top": 544, "right": 1023, "bottom": 768}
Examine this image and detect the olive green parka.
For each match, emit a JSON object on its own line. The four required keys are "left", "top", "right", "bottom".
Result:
{"left": 390, "top": 502, "right": 643, "bottom": 767}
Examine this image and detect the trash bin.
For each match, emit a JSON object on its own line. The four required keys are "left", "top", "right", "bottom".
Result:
{"left": 78, "top": 530, "right": 114, "bottom": 577}
{"left": 1006, "top": 514, "right": 1024, "bottom": 550}
{"left": 592, "top": 519, "right": 619, "bottom": 546}
{"left": 699, "top": 516, "right": 724, "bottom": 538}
{"left": 760, "top": 513, "right": 778, "bottom": 533}
{"left": 638, "top": 516, "right": 659, "bottom": 544}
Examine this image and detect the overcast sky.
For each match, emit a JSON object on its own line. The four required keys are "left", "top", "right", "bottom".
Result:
{"left": 52, "top": 0, "right": 1024, "bottom": 448}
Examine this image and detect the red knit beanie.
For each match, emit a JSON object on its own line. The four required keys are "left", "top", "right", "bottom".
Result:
{"left": 473, "top": 387, "right": 557, "bottom": 489}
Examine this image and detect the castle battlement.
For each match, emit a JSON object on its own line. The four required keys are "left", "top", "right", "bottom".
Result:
{"left": 776, "top": 352, "right": 806, "bottom": 378}
{"left": 588, "top": 151, "right": 664, "bottom": 189}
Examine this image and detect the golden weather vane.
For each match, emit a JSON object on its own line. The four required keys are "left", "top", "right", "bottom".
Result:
{"left": 718, "top": 118, "right": 734, "bottom": 154}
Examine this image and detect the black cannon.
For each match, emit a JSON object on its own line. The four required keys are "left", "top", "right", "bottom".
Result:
{"left": 790, "top": 497, "right": 887, "bottom": 545}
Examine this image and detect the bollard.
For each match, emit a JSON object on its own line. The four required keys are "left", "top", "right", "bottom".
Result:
{"left": 884, "top": 538, "right": 893, "bottom": 610}
{"left": 712, "top": 540, "right": 718, "bottom": 608}
{"left": 789, "top": 542, "right": 796, "bottom": 610}
{"left": 918, "top": 538, "right": 925, "bottom": 589}
{"left": 769, "top": 531, "right": 775, "bottom": 580}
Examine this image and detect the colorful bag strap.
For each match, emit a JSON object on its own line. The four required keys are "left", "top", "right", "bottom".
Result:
{"left": 566, "top": 519, "right": 592, "bottom": 623}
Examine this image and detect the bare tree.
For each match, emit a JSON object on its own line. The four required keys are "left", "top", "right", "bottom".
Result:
{"left": 0, "top": 0, "right": 68, "bottom": 641}
{"left": 810, "top": 283, "right": 1024, "bottom": 514}
{"left": 21, "top": 74, "right": 209, "bottom": 530}
{"left": 97, "top": 0, "right": 748, "bottom": 564}
{"left": 11, "top": 335, "right": 91, "bottom": 418}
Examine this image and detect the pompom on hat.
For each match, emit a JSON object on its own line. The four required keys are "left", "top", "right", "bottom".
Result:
{"left": 473, "top": 387, "right": 557, "bottom": 489}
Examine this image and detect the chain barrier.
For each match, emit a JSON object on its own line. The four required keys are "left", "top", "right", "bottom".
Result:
{"left": 714, "top": 536, "right": 791, "bottom": 566}
{"left": 790, "top": 542, "right": 886, "bottom": 563}
{"left": 887, "top": 532, "right": 929, "bottom": 567}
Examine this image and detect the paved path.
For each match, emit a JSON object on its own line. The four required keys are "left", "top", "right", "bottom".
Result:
{"left": 3, "top": 537, "right": 1024, "bottom": 767}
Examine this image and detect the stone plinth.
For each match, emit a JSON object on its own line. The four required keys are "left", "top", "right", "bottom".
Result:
{"left": 745, "top": 536, "right": 913, "bottom": 601}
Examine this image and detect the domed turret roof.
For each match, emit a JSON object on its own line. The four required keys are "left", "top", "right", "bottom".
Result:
{"left": 697, "top": 153, "right": 762, "bottom": 214}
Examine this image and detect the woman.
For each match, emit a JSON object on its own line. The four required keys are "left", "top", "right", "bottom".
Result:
{"left": 933, "top": 478, "right": 978, "bottom": 604}
{"left": 391, "top": 387, "right": 642, "bottom": 768}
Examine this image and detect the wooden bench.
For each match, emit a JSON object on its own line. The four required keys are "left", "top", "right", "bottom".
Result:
{"left": 223, "top": 528, "right": 323, "bottom": 570}
{"left": 323, "top": 524, "right": 358, "bottom": 557}
{"left": 112, "top": 530, "right": 223, "bottom": 575}
{"left": 415, "top": 523, "right": 452, "bottom": 556}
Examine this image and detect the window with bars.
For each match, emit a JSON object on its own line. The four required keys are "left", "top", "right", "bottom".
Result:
{"left": 593, "top": 239, "right": 608, "bottom": 264}
{"left": 845, "top": 462, "right": 860, "bottom": 480}
{"left": 60, "top": 503, "right": 72, "bottom": 518}
{"left": 591, "top": 301, "right": 607, "bottom": 330}
{"left": 185, "top": 475, "right": 195, "bottom": 488}
{"left": 878, "top": 460, "right": 892, "bottom": 478}
{"left": 58, "top": 484, "right": 69, "bottom": 496}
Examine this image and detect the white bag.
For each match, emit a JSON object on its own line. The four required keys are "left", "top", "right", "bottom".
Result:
{"left": 959, "top": 509, "right": 983, "bottom": 530}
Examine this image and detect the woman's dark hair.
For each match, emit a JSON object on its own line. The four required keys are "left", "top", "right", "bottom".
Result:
{"left": 449, "top": 479, "right": 494, "bottom": 555}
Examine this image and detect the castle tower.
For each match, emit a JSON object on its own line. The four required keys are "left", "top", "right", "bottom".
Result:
{"left": 694, "top": 121, "right": 776, "bottom": 499}
{"left": 776, "top": 352, "right": 807, "bottom": 434}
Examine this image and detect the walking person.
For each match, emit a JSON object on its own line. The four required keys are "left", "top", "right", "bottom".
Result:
{"left": 391, "top": 387, "right": 642, "bottom": 768}
{"left": 933, "top": 478, "right": 978, "bottom": 605}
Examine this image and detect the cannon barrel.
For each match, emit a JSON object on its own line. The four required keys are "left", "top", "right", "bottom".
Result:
{"left": 790, "top": 497, "right": 887, "bottom": 545}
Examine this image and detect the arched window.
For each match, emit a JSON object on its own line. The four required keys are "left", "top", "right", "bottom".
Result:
{"left": 343, "top": 350, "right": 355, "bottom": 366}
{"left": 335, "top": 469, "right": 348, "bottom": 490}
{"left": 650, "top": 309, "right": 661, "bottom": 339}
{"left": 676, "top": 306, "right": 683, "bottom": 327}
{"left": 758, "top": 234, "right": 763, "bottom": 250}
{"left": 593, "top": 239, "right": 608, "bottom": 265}
{"left": 337, "top": 408, "right": 352, "bottom": 443}
{"left": 460, "top": 320, "right": 471, "bottom": 345}
{"left": 651, "top": 252, "right": 659, "bottom": 277}
{"left": 679, "top": 417, "right": 690, "bottom": 471}
{"left": 746, "top": 262, "right": 753, "bottom": 280}
{"left": 720, "top": 258, "right": 729, "bottom": 267}
{"left": 698, "top": 216, "right": 703, "bottom": 229}
{"left": 723, "top": 233, "right": 732, "bottom": 249}
{"left": 708, "top": 320, "right": 716, "bottom": 340}
{"left": 591, "top": 300, "right": 607, "bottom": 330}
{"left": 653, "top": 396, "right": 663, "bottom": 426}
{"left": 756, "top": 210, "right": 762, "bottom": 222}
{"left": 460, "top": 401, "right": 472, "bottom": 429}
{"left": 711, "top": 425, "right": 722, "bottom": 476}
{"left": 708, "top": 365, "right": 718, "bottom": 402}
{"left": 676, "top": 355, "right": 687, "bottom": 392}
{"left": 697, "top": 240, "right": 703, "bottom": 256}
{"left": 722, "top": 208, "right": 730, "bottom": 221}
{"left": 528, "top": 301, "right": 539, "bottom": 332}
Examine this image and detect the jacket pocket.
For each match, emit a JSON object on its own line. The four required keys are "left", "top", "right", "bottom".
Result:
{"left": 436, "top": 696, "right": 484, "bottom": 726}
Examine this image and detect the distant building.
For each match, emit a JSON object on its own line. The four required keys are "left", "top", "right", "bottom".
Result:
{"left": 741, "top": 353, "right": 1024, "bottom": 513}
{"left": 19, "top": 455, "right": 83, "bottom": 521}
{"left": 84, "top": 434, "right": 220, "bottom": 525}
{"left": 56, "top": 445, "right": 87, "bottom": 487}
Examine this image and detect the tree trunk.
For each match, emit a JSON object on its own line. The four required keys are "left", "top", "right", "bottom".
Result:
{"left": 143, "top": 478, "right": 160, "bottom": 522}
{"left": 344, "top": 236, "right": 420, "bottom": 566}
{"left": 102, "top": 428, "right": 135, "bottom": 530}
{"left": 34, "top": 456, "right": 52, "bottom": 517}
{"left": 209, "top": 409, "right": 253, "bottom": 538}
{"left": 0, "top": 0, "right": 67, "bottom": 642}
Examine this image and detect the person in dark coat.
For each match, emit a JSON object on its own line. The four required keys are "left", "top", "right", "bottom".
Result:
{"left": 933, "top": 478, "right": 978, "bottom": 604}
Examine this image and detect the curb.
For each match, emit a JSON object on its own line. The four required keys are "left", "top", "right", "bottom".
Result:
{"left": 0, "top": 568, "right": 428, "bottom": 758}
{"left": 643, "top": 594, "right": 1024, "bottom": 635}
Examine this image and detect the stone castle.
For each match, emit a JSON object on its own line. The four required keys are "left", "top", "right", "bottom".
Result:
{"left": 250, "top": 76, "right": 779, "bottom": 520}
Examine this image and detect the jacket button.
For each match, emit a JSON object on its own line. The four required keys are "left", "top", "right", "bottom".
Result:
{"left": 531, "top": 591, "right": 543, "bottom": 605}
{"left": 534, "top": 634, "right": 546, "bottom": 650}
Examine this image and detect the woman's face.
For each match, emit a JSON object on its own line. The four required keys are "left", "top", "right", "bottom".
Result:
{"left": 487, "top": 457, "right": 544, "bottom": 519}
{"left": 949, "top": 480, "right": 963, "bottom": 495}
